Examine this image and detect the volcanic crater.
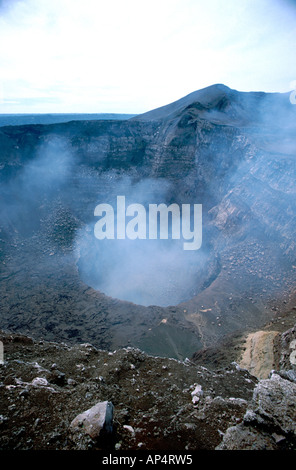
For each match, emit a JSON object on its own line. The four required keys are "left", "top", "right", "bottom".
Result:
{"left": 0, "top": 84, "right": 295, "bottom": 360}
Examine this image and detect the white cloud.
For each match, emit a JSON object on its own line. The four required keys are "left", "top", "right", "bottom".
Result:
{"left": 0, "top": 0, "right": 295, "bottom": 113}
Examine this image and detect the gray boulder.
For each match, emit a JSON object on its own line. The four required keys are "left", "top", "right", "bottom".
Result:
{"left": 217, "top": 372, "right": 296, "bottom": 450}
{"left": 69, "top": 401, "right": 114, "bottom": 449}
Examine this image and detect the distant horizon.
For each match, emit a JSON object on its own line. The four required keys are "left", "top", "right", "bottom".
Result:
{"left": 0, "top": 112, "right": 137, "bottom": 115}
{"left": 0, "top": 83, "right": 293, "bottom": 117}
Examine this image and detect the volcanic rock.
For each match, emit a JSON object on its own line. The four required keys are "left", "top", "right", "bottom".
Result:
{"left": 217, "top": 372, "right": 296, "bottom": 450}
{"left": 69, "top": 401, "right": 114, "bottom": 450}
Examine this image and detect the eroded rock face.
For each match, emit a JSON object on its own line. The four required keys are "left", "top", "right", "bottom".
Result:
{"left": 239, "top": 331, "right": 279, "bottom": 379}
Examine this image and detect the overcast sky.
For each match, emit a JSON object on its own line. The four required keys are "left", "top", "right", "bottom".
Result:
{"left": 0, "top": 0, "right": 295, "bottom": 113}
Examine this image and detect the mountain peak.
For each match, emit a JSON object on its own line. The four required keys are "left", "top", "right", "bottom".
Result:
{"left": 132, "top": 84, "right": 237, "bottom": 122}
{"left": 132, "top": 84, "right": 294, "bottom": 128}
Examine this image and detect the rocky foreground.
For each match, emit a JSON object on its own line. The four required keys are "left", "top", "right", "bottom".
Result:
{"left": 0, "top": 321, "right": 295, "bottom": 451}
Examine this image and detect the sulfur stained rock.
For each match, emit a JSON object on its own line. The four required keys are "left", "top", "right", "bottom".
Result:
{"left": 239, "top": 330, "right": 279, "bottom": 379}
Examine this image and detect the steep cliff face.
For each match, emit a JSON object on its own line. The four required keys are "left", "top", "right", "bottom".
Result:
{"left": 239, "top": 331, "right": 280, "bottom": 379}
{"left": 0, "top": 84, "right": 295, "bottom": 359}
